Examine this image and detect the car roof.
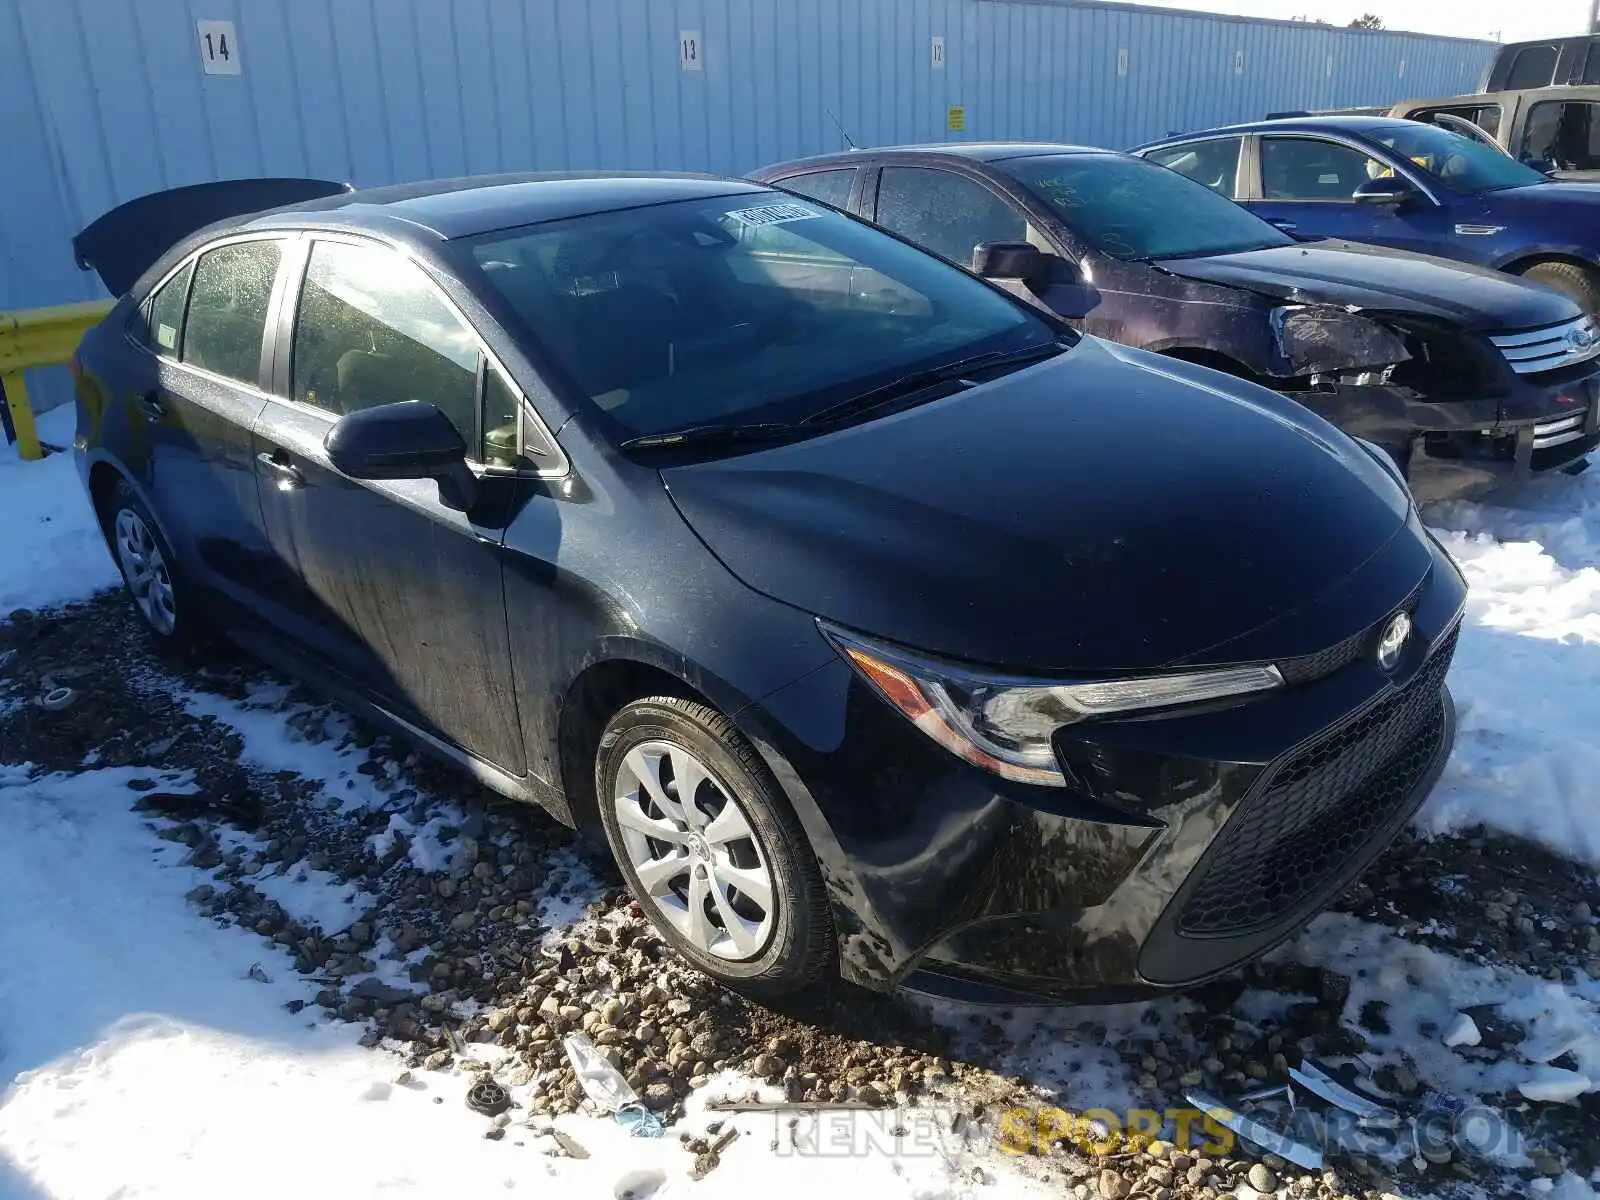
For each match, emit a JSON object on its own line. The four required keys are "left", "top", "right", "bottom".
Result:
{"left": 239, "top": 172, "right": 771, "bottom": 241}
{"left": 1135, "top": 115, "right": 1424, "bottom": 150}
{"left": 753, "top": 142, "right": 1111, "bottom": 176}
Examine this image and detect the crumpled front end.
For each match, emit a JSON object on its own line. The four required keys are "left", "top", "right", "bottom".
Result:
{"left": 1274, "top": 310, "right": 1600, "bottom": 503}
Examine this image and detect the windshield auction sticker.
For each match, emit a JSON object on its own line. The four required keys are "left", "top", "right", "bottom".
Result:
{"left": 726, "top": 202, "right": 822, "bottom": 226}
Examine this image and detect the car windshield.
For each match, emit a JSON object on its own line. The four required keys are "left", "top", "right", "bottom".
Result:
{"left": 462, "top": 193, "right": 1061, "bottom": 441}
{"left": 1004, "top": 153, "right": 1293, "bottom": 261}
{"left": 1364, "top": 121, "right": 1546, "bottom": 191}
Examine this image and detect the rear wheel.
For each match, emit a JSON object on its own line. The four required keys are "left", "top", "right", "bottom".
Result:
{"left": 1519, "top": 260, "right": 1600, "bottom": 313}
{"left": 103, "top": 479, "right": 204, "bottom": 651}
{"left": 595, "top": 695, "right": 834, "bottom": 997}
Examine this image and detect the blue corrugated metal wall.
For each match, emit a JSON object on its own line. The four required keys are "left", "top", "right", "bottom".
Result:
{"left": 1, "top": 0, "right": 1492, "bottom": 314}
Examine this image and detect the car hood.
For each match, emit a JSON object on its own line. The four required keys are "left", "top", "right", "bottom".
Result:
{"left": 1490, "top": 179, "right": 1600, "bottom": 220}
{"left": 1153, "top": 240, "right": 1577, "bottom": 331}
{"left": 663, "top": 338, "right": 1415, "bottom": 673}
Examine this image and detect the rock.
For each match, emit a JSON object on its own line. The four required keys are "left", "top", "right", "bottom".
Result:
{"left": 351, "top": 978, "right": 415, "bottom": 1006}
{"left": 423, "top": 1050, "right": 453, "bottom": 1070}
{"left": 1098, "top": 1169, "right": 1130, "bottom": 1199}
{"left": 1145, "top": 1140, "right": 1174, "bottom": 1158}
{"left": 593, "top": 1025, "right": 623, "bottom": 1046}
{"left": 1533, "top": 1152, "right": 1564, "bottom": 1177}
{"left": 1247, "top": 1164, "right": 1277, "bottom": 1192}
{"left": 752, "top": 1054, "right": 782, "bottom": 1078}
{"left": 642, "top": 1081, "right": 676, "bottom": 1110}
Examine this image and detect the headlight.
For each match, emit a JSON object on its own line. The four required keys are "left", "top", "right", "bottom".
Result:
{"left": 1271, "top": 305, "right": 1410, "bottom": 377}
{"left": 821, "top": 623, "right": 1283, "bottom": 788}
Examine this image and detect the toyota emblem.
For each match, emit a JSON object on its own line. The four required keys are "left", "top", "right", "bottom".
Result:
{"left": 1377, "top": 612, "right": 1412, "bottom": 671}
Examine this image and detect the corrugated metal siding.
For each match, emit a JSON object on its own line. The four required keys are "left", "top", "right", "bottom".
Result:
{"left": 1, "top": 0, "right": 1493, "bottom": 312}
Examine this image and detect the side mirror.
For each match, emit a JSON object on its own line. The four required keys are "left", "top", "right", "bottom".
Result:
{"left": 324, "top": 400, "right": 477, "bottom": 509}
{"left": 972, "top": 241, "right": 1044, "bottom": 281}
{"left": 1351, "top": 177, "right": 1417, "bottom": 207}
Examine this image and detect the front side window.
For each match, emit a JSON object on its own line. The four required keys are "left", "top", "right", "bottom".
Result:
{"left": 1259, "top": 137, "right": 1389, "bottom": 201}
{"left": 1146, "top": 137, "right": 1244, "bottom": 197}
{"left": 292, "top": 240, "right": 482, "bottom": 449}
{"left": 1521, "top": 101, "right": 1600, "bottom": 172}
{"left": 775, "top": 168, "right": 857, "bottom": 209}
{"left": 873, "top": 167, "right": 1029, "bottom": 268}
{"left": 146, "top": 261, "right": 193, "bottom": 357}
{"left": 463, "top": 193, "right": 1056, "bottom": 442}
{"left": 181, "top": 240, "right": 282, "bottom": 385}
{"left": 1363, "top": 120, "right": 1546, "bottom": 191}
{"left": 1007, "top": 153, "right": 1290, "bottom": 261}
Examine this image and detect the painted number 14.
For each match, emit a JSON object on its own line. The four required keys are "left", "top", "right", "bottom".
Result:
{"left": 196, "top": 20, "right": 242, "bottom": 75}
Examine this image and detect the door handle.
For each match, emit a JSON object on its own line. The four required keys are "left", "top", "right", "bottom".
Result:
{"left": 1267, "top": 218, "right": 1298, "bottom": 233}
{"left": 256, "top": 450, "right": 304, "bottom": 488}
{"left": 138, "top": 390, "right": 166, "bottom": 419}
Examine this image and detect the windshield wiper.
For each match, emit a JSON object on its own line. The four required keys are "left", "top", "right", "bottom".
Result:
{"left": 799, "top": 341, "right": 1068, "bottom": 427}
{"left": 620, "top": 421, "right": 804, "bottom": 453}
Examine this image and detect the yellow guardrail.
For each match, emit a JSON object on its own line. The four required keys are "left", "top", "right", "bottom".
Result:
{"left": 0, "top": 298, "right": 115, "bottom": 460}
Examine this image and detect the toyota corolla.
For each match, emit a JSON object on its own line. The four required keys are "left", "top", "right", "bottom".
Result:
{"left": 70, "top": 173, "right": 1466, "bottom": 1001}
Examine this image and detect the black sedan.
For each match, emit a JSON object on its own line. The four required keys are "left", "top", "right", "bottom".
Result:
{"left": 752, "top": 144, "right": 1600, "bottom": 502}
{"left": 70, "top": 172, "right": 1465, "bottom": 1002}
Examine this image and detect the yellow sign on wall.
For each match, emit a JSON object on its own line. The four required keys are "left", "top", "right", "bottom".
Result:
{"left": 947, "top": 105, "right": 966, "bottom": 132}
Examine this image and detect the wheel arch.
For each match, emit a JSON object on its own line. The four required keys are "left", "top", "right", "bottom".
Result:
{"left": 555, "top": 643, "right": 747, "bottom": 833}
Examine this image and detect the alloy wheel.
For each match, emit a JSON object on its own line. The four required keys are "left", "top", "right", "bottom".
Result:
{"left": 612, "top": 740, "right": 776, "bottom": 961}
{"left": 113, "top": 508, "right": 177, "bottom": 635}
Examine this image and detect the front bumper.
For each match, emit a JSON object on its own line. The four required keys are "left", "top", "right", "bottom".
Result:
{"left": 1288, "top": 369, "right": 1600, "bottom": 505}
{"left": 742, "top": 533, "right": 1466, "bottom": 1000}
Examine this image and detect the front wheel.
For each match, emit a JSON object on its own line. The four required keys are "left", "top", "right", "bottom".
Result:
{"left": 1519, "top": 260, "right": 1600, "bottom": 313}
{"left": 595, "top": 695, "right": 834, "bottom": 997}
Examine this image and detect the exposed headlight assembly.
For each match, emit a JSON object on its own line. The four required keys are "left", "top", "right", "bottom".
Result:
{"left": 821, "top": 623, "right": 1283, "bottom": 787}
{"left": 1271, "top": 305, "right": 1410, "bottom": 378}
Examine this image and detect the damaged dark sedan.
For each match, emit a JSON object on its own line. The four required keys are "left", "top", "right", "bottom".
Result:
{"left": 753, "top": 144, "right": 1600, "bottom": 501}
{"left": 72, "top": 173, "right": 1463, "bottom": 1003}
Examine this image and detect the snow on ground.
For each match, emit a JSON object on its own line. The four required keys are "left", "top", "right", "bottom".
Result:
{"left": 0, "top": 406, "right": 119, "bottom": 615}
{"left": 1421, "top": 469, "right": 1600, "bottom": 866}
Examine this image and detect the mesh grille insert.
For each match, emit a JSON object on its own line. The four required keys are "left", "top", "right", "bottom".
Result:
{"left": 1178, "top": 628, "right": 1458, "bottom": 937}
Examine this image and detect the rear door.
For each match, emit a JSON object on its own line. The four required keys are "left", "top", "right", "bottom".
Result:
{"left": 250, "top": 235, "right": 527, "bottom": 772}
{"left": 1247, "top": 134, "right": 1458, "bottom": 258}
{"left": 128, "top": 236, "right": 287, "bottom": 613}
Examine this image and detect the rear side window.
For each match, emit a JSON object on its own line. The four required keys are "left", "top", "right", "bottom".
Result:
{"left": 181, "top": 240, "right": 282, "bottom": 385}
{"left": 1416, "top": 104, "right": 1501, "bottom": 140}
{"left": 775, "top": 168, "right": 857, "bottom": 210}
{"left": 1146, "top": 137, "right": 1243, "bottom": 197}
{"left": 292, "top": 240, "right": 482, "bottom": 452}
{"left": 1584, "top": 44, "right": 1600, "bottom": 84}
{"left": 1506, "top": 44, "right": 1560, "bottom": 89}
{"left": 873, "top": 167, "right": 1028, "bottom": 268}
{"left": 146, "top": 261, "right": 193, "bottom": 357}
{"left": 1522, "top": 101, "right": 1600, "bottom": 172}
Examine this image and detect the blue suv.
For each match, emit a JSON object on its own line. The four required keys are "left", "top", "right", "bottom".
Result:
{"left": 1133, "top": 116, "right": 1600, "bottom": 311}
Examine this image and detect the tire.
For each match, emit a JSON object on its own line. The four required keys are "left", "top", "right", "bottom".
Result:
{"left": 1519, "top": 261, "right": 1600, "bottom": 313}
{"left": 595, "top": 695, "right": 834, "bottom": 997}
{"left": 103, "top": 478, "right": 205, "bottom": 651}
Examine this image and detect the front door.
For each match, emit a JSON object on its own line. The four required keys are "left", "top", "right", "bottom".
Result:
{"left": 1248, "top": 135, "right": 1457, "bottom": 260}
{"left": 251, "top": 236, "right": 526, "bottom": 773}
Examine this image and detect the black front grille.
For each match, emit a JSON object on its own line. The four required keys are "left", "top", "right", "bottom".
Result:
{"left": 1178, "top": 627, "right": 1458, "bottom": 937}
